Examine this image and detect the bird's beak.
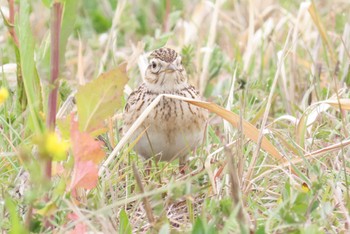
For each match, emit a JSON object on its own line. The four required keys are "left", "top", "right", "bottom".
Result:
{"left": 164, "top": 64, "right": 177, "bottom": 73}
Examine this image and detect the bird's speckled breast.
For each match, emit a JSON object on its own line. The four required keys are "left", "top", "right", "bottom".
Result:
{"left": 123, "top": 84, "right": 208, "bottom": 161}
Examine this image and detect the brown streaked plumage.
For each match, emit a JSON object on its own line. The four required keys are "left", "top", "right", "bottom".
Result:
{"left": 149, "top": 47, "right": 177, "bottom": 63}
{"left": 123, "top": 47, "right": 208, "bottom": 164}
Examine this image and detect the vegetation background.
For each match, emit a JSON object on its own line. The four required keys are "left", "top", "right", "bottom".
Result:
{"left": 0, "top": 0, "right": 350, "bottom": 233}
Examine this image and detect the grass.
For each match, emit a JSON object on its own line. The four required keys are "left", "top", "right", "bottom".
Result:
{"left": 1, "top": 0, "right": 350, "bottom": 233}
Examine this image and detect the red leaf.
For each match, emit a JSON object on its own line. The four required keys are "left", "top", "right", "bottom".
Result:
{"left": 70, "top": 117, "right": 105, "bottom": 164}
{"left": 69, "top": 116, "right": 106, "bottom": 191}
{"left": 70, "top": 161, "right": 98, "bottom": 190}
{"left": 67, "top": 212, "right": 87, "bottom": 234}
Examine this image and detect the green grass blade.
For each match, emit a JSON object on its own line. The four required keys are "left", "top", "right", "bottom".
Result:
{"left": 16, "top": 0, "right": 44, "bottom": 134}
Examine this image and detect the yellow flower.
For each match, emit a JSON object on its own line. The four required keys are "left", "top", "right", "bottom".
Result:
{"left": 277, "top": 196, "right": 283, "bottom": 204}
{"left": 45, "top": 132, "right": 70, "bottom": 161}
{"left": 0, "top": 87, "right": 9, "bottom": 105}
{"left": 301, "top": 182, "right": 310, "bottom": 193}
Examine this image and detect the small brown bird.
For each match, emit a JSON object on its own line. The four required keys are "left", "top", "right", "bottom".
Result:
{"left": 123, "top": 47, "right": 207, "bottom": 166}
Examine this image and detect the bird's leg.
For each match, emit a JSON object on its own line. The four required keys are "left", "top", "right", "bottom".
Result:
{"left": 145, "top": 160, "right": 152, "bottom": 176}
{"left": 179, "top": 155, "right": 187, "bottom": 174}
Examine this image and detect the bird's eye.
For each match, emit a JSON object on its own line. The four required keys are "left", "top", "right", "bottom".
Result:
{"left": 152, "top": 61, "right": 157, "bottom": 69}
{"left": 150, "top": 60, "right": 161, "bottom": 73}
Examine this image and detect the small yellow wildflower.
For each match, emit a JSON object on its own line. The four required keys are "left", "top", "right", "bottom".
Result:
{"left": 0, "top": 87, "right": 9, "bottom": 105}
{"left": 45, "top": 132, "right": 70, "bottom": 161}
{"left": 277, "top": 196, "right": 283, "bottom": 204}
{"left": 301, "top": 182, "right": 310, "bottom": 193}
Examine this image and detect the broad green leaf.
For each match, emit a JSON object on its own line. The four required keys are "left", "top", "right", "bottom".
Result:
{"left": 5, "top": 196, "right": 27, "bottom": 234}
{"left": 42, "top": 0, "right": 53, "bottom": 8}
{"left": 53, "top": 176, "right": 67, "bottom": 196}
{"left": 16, "top": 0, "right": 44, "bottom": 134}
{"left": 119, "top": 209, "right": 132, "bottom": 234}
{"left": 36, "top": 32, "right": 51, "bottom": 84}
{"left": 60, "top": 0, "right": 79, "bottom": 64}
{"left": 192, "top": 217, "right": 206, "bottom": 234}
{"left": 57, "top": 115, "right": 71, "bottom": 139}
{"left": 37, "top": 0, "right": 78, "bottom": 84}
{"left": 255, "top": 226, "right": 266, "bottom": 234}
{"left": 76, "top": 63, "right": 128, "bottom": 133}
{"left": 36, "top": 201, "right": 58, "bottom": 216}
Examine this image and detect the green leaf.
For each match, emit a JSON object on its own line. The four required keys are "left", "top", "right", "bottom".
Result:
{"left": 57, "top": 115, "right": 71, "bottom": 139}
{"left": 53, "top": 177, "right": 67, "bottom": 197}
{"left": 42, "top": 0, "right": 53, "bottom": 8}
{"left": 16, "top": 0, "right": 44, "bottom": 134}
{"left": 85, "top": 1, "right": 112, "bottom": 33}
{"left": 60, "top": 0, "right": 79, "bottom": 64}
{"left": 192, "top": 217, "right": 206, "bottom": 234}
{"left": 36, "top": 32, "right": 51, "bottom": 84}
{"left": 206, "top": 225, "right": 217, "bottom": 234}
{"left": 36, "top": 201, "right": 57, "bottom": 216}
{"left": 220, "top": 198, "right": 233, "bottom": 216}
{"left": 119, "top": 209, "right": 132, "bottom": 234}
{"left": 255, "top": 226, "right": 266, "bottom": 234}
{"left": 158, "top": 223, "right": 170, "bottom": 234}
{"left": 301, "top": 225, "right": 324, "bottom": 234}
{"left": 5, "top": 196, "right": 27, "bottom": 234}
{"left": 76, "top": 63, "right": 128, "bottom": 133}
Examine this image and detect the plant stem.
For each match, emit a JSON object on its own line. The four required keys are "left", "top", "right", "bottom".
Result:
{"left": 46, "top": 2, "right": 63, "bottom": 178}
{"left": 7, "top": 0, "right": 19, "bottom": 46}
{"left": 163, "top": 0, "right": 170, "bottom": 32}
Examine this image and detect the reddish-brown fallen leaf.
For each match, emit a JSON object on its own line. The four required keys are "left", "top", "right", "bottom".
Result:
{"left": 70, "top": 161, "right": 98, "bottom": 190}
{"left": 67, "top": 212, "right": 87, "bottom": 234}
{"left": 70, "top": 117, "right": 105, "bottom": 164}
{"left": 69, "top": 116, "right": 106, "bottom": 191}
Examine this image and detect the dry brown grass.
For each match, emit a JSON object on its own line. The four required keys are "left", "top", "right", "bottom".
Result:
{"left": 1, "top": 0, "right": 350, "bottom": 233}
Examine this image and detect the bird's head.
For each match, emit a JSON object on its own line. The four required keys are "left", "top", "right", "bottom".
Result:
{"left": 144, "top": 47, "right": 187, "bottom": 90}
